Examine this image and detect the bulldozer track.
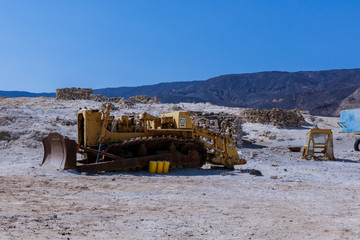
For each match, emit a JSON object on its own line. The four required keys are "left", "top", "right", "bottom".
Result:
{"left": 78, "top": 136, "right": 208, "bottom": 173}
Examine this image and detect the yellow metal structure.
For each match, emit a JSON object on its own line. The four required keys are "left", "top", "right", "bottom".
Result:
{"left": 193, "top": 125, "right": 246, "bottom": 168}
{"left": 43, "top": 103, "right": 246, "bottom": 172}
{"left": 149, "top": 161, "right": 157, "bottom": 174}
{"left": 156, "top": 161, "right": 164, "bottom": 174}
{"left": 77, "top": 106, "right": 196, "bottom": 148}
{"left": 163, "top": 161, "right": 170, "bottom": 173}
{"left": 302, "top": 129, "right": 335, "bottom": 160}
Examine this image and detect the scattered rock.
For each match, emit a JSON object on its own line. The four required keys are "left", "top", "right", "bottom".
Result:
{"left": 23, "top": 141, "right": 41, "bottom": 148}
{"left": 0, "top": 131, "right": 21, "bottom": 141}
{"left": 101, "top": 103, "right": 118, "bottom": 111}
{"left": 29, "top": 130, "right": 48, "bottom": 142}
{"left": 270, "top": 176, "right": 278, "bottom": 179}
{"left": 0, "top": 116, "right": 16, "bottom": 126}
{"left": 125, "top": 95, "right": 159, "bottom": 104}
{"left": 249, "top": 169, "right": 263, "bottom": 176}
{"left": 259, "top": 130, "right": 276, "bottom": 140}
{"left": 171, "top": 104, "right": 183, "bottom": 111}
{"left": 52, "top": 116, "right": 77, "bottom": 126}
{"left": 288, "top": 146, "right": 301, "bottom": 152}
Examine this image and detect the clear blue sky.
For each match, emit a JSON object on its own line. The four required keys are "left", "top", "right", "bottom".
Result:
{"left": 1, "top": 0, "right": 360, "bottom": 92}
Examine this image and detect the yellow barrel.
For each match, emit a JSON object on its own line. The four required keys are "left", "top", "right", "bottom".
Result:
{"left": 149, "top": 161, "right": 157, "bottom": 174}
{"left": 156, "top": 161, "right": 164, "bottom": 174}
{"left": 163, "top": 161, "right": 170, "bottom": 174}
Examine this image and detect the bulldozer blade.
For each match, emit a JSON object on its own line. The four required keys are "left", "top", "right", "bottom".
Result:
{"left": 42, "top": 133, "right": 77, "bottom": 170}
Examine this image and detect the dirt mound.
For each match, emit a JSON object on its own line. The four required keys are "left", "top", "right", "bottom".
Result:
{"left": 242, "top": 108, "right": 305, "bottom": 128}
{"left": 191, "top": 112, "right": 243, "bottom": 146}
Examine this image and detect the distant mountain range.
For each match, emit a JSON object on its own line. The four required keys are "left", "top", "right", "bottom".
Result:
{"left": 2, "top": 68, "right": 360, "bottom": 116}
{"left": 0, "top": 90, "right": 55, "bottom": 98}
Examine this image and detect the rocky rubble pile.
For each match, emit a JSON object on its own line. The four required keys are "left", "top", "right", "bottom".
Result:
{"left": 56, "top": 88, "right": 159, "bottom": 104}
{"left": 56, "top": 88, "right": 94, "bottom": 100}
{"left": 190, "top": 112, "right": 243, "bottom": 146}
{"left": 242, "top": 108, "right": 305, "bottom": 128}
{"left": 124, "top": 96, "right": 159, "bottom": 105}
{"left": 50, "top": 116, "right": 77, "bottom": 126}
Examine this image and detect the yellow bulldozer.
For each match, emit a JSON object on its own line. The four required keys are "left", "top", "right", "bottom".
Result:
{"left": 42, "top": 104, "right": 246, "bottom": 173}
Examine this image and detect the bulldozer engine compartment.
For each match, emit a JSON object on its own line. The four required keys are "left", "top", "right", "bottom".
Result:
{"left": 42, "top": 104, "right": 246, "bottom": 173}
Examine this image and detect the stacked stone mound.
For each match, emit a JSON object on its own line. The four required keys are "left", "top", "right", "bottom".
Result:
{"left": 190, "top": 112, "right": 243, "bottom": 146}
{"left": 56, "top": 88, "right": 94, "bottom": 100}
{"left": 242, "top": 108, "right": 305, "bottom": 128}
{"left": 56, "top": 88, "right": 159, "bottom": 104}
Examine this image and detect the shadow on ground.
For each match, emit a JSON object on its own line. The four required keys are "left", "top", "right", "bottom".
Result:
{"left": 67, "top": 167, "right": 264, "bottom": 177}
{"left": 241, "top": 140, "right": 267, "bottom": 149}
{"left": 332, "top": 158, "right": 360, "bottom": 164}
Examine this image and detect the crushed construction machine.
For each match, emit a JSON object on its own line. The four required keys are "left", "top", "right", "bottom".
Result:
{"left": 302, "top": 129, "right": 335, "bottom": 160}
{"left": 42, "top": 104, "right": 246, "bottom": 173}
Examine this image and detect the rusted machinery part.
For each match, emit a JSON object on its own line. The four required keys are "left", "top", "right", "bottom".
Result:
{"left": 78, "top": 136, "right": 208, "bottom": 173}
{"left": 42, "top": 132, "right": 77, "bottom": 170}
{"left": 104, "top": 136, "right": 208, "bottom": 168}
{"left": 42, "top": 133, "right": 238, "bottom": 173}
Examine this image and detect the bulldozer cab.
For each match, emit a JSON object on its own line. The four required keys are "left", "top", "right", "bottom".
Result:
{"left": 302, "top": 129, "right": 335, "bottom": 160}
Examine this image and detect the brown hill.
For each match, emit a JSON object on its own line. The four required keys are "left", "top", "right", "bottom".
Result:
{"left": 95, "top": 68, "right": 360, "bottom": 116}
{"left": 338, "top": 87, "right": 360, "bottom": 112}
{"left": 2, "top": 68, "right": 360, "bottom": 116}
